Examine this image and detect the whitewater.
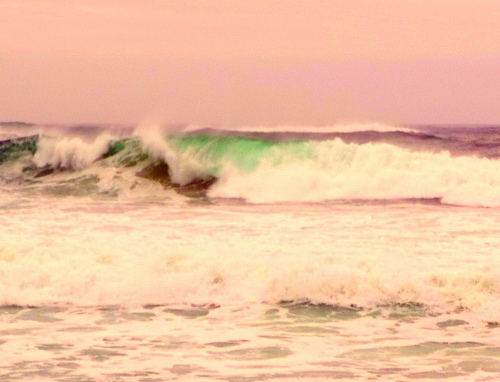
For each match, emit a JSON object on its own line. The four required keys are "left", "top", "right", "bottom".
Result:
{"left": 2, "top": 122, "right": 500, "bottom": 381}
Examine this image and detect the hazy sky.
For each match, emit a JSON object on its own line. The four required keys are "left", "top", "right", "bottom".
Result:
{"left": 1, "top": 0, "right": 499, "bottom": 125}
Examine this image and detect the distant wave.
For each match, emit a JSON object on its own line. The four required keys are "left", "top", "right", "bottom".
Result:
{"left": 197, "top": 123, "right": 419, "bottom": 134}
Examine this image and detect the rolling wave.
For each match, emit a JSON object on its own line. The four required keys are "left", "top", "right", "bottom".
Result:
{"left": 2, "top": 124, "right": 500, "bottom": 206}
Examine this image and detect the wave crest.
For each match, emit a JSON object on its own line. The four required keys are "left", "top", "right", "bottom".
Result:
{"left": 33, "top": 134, "right": 115, "bottom": 170}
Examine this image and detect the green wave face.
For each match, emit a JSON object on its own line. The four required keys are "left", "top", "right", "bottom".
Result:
{"left": 166, "top": 135, "right": 315, "bottom": 175}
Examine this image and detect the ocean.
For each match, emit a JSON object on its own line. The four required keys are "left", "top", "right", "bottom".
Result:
{"left": 1, "top": 122, "right": 500, "bottom": 381}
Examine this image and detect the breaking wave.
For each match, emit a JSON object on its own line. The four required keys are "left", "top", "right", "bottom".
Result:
{"left": 2, "top": 124, "right": 500, "bottom": 206}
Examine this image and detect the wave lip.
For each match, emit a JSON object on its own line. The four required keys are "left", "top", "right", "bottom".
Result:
{"left": 32, "top": 134, "right": 116, "bottom": 170}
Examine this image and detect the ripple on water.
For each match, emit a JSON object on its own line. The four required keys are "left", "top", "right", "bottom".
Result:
{"left": 218, "top": 346, "right": 293, "bottom": 361}
{"left": 80, "top": 348, "right": 127, "bottom": 362}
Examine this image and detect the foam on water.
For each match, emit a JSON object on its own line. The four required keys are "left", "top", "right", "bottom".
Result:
{"left": 2, "top": 194, "right": 500, "bottom": 381}
{"left": 1, "top": 196, "right": 500, "bottom": 321}
{"left": 3, "top": 123, "right": 500, "bottom": 380}
{"left": 207, "top": 139, "right": 500, "bottom": 206}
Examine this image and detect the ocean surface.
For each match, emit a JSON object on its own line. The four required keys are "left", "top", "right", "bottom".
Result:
{"left": 1, "top": 122, "right": 500, "bottom": 381}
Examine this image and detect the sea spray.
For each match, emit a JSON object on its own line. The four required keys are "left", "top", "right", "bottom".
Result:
{"left": 33, "top": 133, "right": 115, "bottom": 170}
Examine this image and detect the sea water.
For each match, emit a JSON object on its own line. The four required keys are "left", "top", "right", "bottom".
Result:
{"left": 1, "top": 123, "right": 500, "bottom": 381}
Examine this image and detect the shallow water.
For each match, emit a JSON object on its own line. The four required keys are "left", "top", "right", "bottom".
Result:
{"left": 2, "top": 301, "right": 500, "bottom": 381}
{"left": 2, "top": 195, "right": 500, "bottom": 381}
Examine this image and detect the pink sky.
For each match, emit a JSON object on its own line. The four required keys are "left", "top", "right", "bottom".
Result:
{"left": 1, "top": 0, "right": 499, "bottom": 125}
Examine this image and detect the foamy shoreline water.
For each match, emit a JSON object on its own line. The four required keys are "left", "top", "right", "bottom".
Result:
{"left": 2, "top": 123, "right": 500, "bottom": 380}
{"left": 2, "top": 198, "right": 500, "bottom": 380}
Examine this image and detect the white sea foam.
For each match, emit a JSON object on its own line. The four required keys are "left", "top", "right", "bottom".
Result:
{"left": 134, "top": 123, "right": 214, "bottom": 185}
{"left": 208, "top": 139, "right": 500, "bottom": 206}
{"left": 33, "top": 134, "right": 115, "bottom": 170}
{"left": 1, "top": 198, "right": 499, "bottom": 314}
